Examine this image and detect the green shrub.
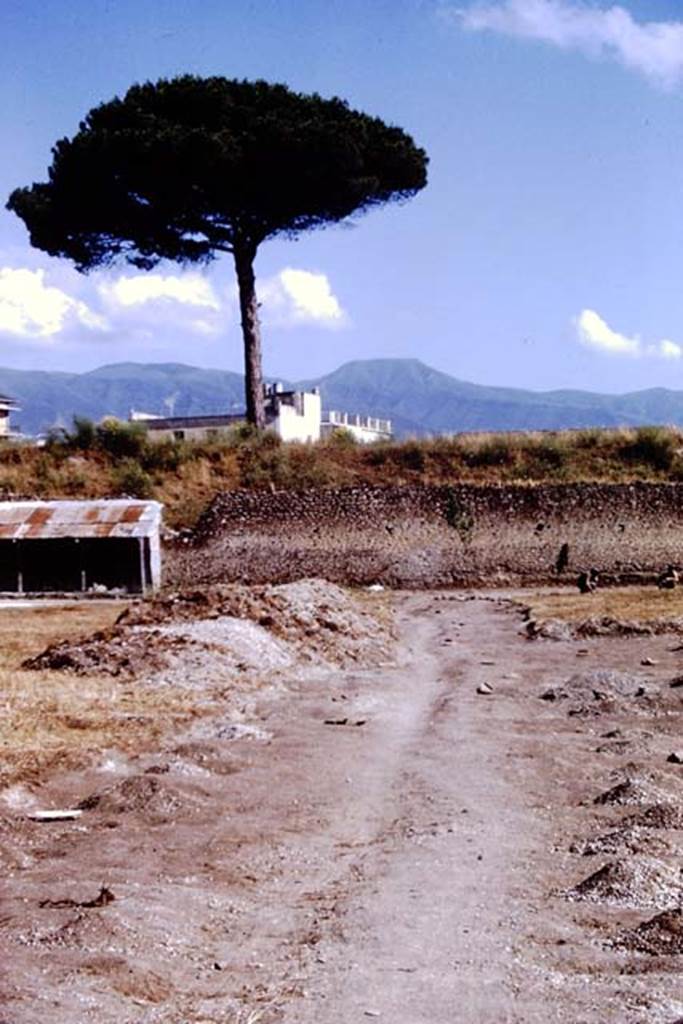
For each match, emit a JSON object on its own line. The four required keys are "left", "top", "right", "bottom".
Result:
{"left": 33, "top": 453, "right": 59, "bottom": 496}
{"left": 236, "top": 430, "right": 286, "bottom": 488}
{"left": 526, "top": 437, "right": 568, "bottom": 471}
{"left": 463, "top": 436, "right": 517, "bottom": 468}
{"left": 444, "top": 488, "right": 474, "bottom": 541}
{"left": 281, "top": 443, "right": 335, "bottom": 488}
{"left": 96, "top": 419, "right": 148, "bottom": 460}
{"left": 141, "top": 439, "right": 185, "bottom": 472}
{"left": 619, "top": 426, "right": 676, "bottom": 472}
{"left": 573, "top": 427, "right": 604, "bottom": 450}
{"left": 69, "top": 415, "right": 97, "bottom": 451}
{"left": 112, "top": 459, "right": 154, "bottom": 498}
{"left": 324, "top": 427, "right": 358, "bottom": 449}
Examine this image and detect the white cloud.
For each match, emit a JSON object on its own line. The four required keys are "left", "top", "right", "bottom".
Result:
{"left": 259, "top": 268, "right": 348, "bottom": 328}
{"left": 577, "top": 308, "right": 639, "bottom": 355}
{"left": 100, "top": 272, "right": 220, "bottom": 310}
{"left": 650, "top": 338, "right": 682, "bottom": 360}
{"left": 576, "top": 308, "right": 682, "bottom": 360}
{"left": 457, "top": 0, "right": 683, "bottom": 88}
{"left": 0, "top": 267, "right": 106, "bottom": 339}
{"left": 0, "top": 261, "right": 349, "bottom": 359}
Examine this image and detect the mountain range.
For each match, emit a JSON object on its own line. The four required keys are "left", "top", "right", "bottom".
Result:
{"left": 1, "top": 358, "right": 682, "bottom": 437}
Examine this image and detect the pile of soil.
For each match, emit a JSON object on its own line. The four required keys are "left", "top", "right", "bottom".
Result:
{"left": 623, "top": 805, "right": 683, "bottom": 830}
{"left": 77, "top": 775, "right": 185, "bottom": 817}
{"left": 526, "top": 615, "right": 683, "bottom": 641}
{"left": 566, "top": 857, "right": 682, "bottom": 909}
{"left": 117, "top": 579, "right": 393, "bottom": 667}
{"left": 594, "top": 774, "right": 673, "bottom": 807}
{"left": 571, "top": 825, "right": 671, "bottom": 859}
{"left": 22, "top": 579, "right": 393, "bottom": 680}
{"left": 575, "top": 617, "right": 680, "bottom": 638}
{"left": 23, "top": 629, "right": 187, "bottom": 677}
{"left": 541, "top": 670, "right": 650, "bottom": 707}
{"left": 614, "top": 909, "right": 683, "bottom": 955}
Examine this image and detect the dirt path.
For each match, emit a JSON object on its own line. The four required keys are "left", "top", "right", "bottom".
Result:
{"left": 3, "top": 591, "right": 683, "bottom": 1023}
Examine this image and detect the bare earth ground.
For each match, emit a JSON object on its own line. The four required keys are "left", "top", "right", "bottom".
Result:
{"left": 2, "top": 587, "right": 683, "bottom": 1023}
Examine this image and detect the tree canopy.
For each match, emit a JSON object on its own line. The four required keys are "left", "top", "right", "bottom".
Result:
{"left": 8, "top": 75, "right": 429, "bottom": 425}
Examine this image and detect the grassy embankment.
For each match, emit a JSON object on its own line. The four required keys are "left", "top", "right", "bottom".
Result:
{"left": 1, "top": 419, "right": 683, "bottom": 529}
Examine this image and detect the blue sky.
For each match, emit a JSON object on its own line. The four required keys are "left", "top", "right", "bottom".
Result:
{"left": 3, "top": 0, "right": 683, "bottom": 394}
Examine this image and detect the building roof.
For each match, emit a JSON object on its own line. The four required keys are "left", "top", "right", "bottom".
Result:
{"left": 0, "top": 394, "right": 19, "bottom": 410}
{"left": 144, "top": 413, "right": 244, "bottom": 430}
{"left": 0, "top": 500, "right": 162, "bottom": 540}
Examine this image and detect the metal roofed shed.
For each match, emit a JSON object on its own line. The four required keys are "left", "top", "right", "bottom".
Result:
{"left": 0, "top": 500, "right": 162, "bottom": 595}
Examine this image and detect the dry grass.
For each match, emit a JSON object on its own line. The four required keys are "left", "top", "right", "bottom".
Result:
{"left": 3, "top": 423, "right": 683, "bottom": 530}
{"left": 0, "top": 601, "right": 202, "bottom": 790}
{"left": 524, "top": 586, "right": 683, "bottom": 625}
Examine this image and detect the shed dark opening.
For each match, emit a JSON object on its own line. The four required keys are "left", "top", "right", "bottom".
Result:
{"left": 0, "top": 538, "right": 151, "bottom": 594}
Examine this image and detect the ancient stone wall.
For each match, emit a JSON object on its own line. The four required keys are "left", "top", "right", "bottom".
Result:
{"left": 165, "top": 483, "right": 683, "bottom": 588}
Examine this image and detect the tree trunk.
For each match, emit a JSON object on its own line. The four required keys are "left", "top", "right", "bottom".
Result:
{"left": 233, "top": 242, "right": 265, "bottom": 429}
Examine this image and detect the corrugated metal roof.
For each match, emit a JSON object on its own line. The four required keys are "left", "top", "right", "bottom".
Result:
{"left": 0, "top": 500, "right": 162, "bottom": 540}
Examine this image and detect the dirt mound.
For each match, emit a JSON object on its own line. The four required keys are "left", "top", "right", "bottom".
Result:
{"left": 623, "top": 805, "right": 683, "bottom": 830}
{"left": 22, "top": 580, "right": 393, "bottom": 681}
{"left": 566, "top": 857, "right": 682, "bottom": 908}
{"left": 541, "top": 669, "right": 650, "bottom": 706}
{"left": 594, "top": 775, "right": 673, "bottom": 807}
{"left": 527, "top": 616, "right": 683, "bottom": 641}
{"left": 614, "top": 909, "right": 683, "bottom": 955}
{"left": 22, "top": 629, "right": 186, "bottom": 677}
{"left": 118, "top": 578, "right": 393, "bottom": 667}
{"left": 525, "top": 618, "right": 573, "bottom": 641}
{"left": 77, "top": 775, "right": 184, "bottom": 817}
{"left": 571, "top": 825, "right": 671, "bottom": 859}
{"left": 576, "top": 616, "right": 683, "bottom": 638}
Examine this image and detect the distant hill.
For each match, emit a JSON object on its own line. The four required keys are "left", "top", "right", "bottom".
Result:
{"left": 0, "top": 363, "right": 247, "bottom": 435}
{"left": 2, "top": 357, "right": 683, "bottom": 436}
{"left": 303, "top": 359, "right": 683, "bottom": 435}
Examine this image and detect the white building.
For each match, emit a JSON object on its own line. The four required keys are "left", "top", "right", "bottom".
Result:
{"left": 131, "top": 383, "right": 391, "bottom": 444}
{"left": 0, "top": 394, "right": 20, "bottom": 438}
{"left": 321, "top": 410, "right": 392, "bottom": 444}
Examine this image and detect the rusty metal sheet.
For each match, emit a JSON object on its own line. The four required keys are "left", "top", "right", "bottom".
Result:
{"left": 27, "top": 507, "right": 54, "bottom": 526}
{"left": 25, "top": 524, "right": 50, "bottom": 538}
{"left": 93, "top": 523, "right": 116, "bottom": 537}
{"left": 121, "top": 505, "right": 145, "bottom": 524}
{"left": 0, "top": 500, "right": 161, "bottom": 540}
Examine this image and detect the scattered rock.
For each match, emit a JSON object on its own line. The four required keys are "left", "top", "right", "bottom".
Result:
{"left": 566, "top": 857, "right": 682, "bottom": 909}
{"left": 571, "top": 825, "right": 671, "bottom": 859}
{"left": 614, "top": 908, "right": 683, "bottom": 955}
{"left": 667, "top": 752, "right": 683, "bottom": 765}
{"left": 77, "top": 775, "right": 185, "bottom": 818}
{"left": 476, "top": 683, "right": 493, "bottom": 695}
{"left": 623, "top": 804, "right": 683, "bottom": 831}
{"left": 542, "top": 670, "right": 650, "bottom": 708}
{"left": 525, "top": 618, "right": 573, "bottom": 642}
{"left": 594, "top": 776, "right": 671, "bottom": 807}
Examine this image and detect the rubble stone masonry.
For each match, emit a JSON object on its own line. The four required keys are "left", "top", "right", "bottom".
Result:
{"left": 166, "top": 483, "right": 683, "bottom": 588}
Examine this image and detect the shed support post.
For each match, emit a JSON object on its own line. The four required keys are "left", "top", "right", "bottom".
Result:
{"left": 76, "top": 538, "right": 86, "bottom": 592}
{"left": 138, "top": 537, "right": 147, "bottom": 594}
{"left": 16, "top": 540, "right": 23, "bottom": 595}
